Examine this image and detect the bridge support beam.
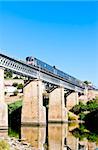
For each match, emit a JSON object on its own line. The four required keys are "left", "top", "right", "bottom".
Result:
{"left": 0, "top": 67, "right": 8, "bottom": 129}
{"left": 48, "top": 87, "right": 68, "bottom": 123}
{"left": 21, "top": 80, "right": 46, "bottom": 126}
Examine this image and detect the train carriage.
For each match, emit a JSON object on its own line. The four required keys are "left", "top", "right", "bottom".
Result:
{"left": 26, "top": 56, "right": 85, "bottom": 89}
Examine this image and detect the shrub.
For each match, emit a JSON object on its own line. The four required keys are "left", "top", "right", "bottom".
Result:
{"left": 70, "top": 102, "right": 87, "bottom": 115}
{"left": 0, "top": 140, "right": 10, "bottom": 150}
{"left": 70, "top": 104, "right": 80, "bottom": 115}
{"left": 17, "top": 83, "right": 24, "bottom": 89}
{"left": 12, "top": 82, "right": 18, "bottom": 87}
{"left": 86, "top": 100, "right": 98, "bottom": 112}
{"left": 4, "top": 70, "right": 12, "bottom": 79}
{"left": 79, "top": 112, "right": 86, "bottom": 120}
{"left": 13, "top": 90, "right": 18, "bottom": 96}
{"left": 13, "top": 76, "right": 19, "bottom": 79}
{"left": 8, "top": 100, "right": 22, "bottom": 114}
{"left": 70, "top": 99, "right": 98, "bottom": 115}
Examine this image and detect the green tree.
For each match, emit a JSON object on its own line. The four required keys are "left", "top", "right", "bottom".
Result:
{"left": 13, "top": 76, "right": 19, "bottom": 79}
{"left": 4, "top": 70, "right": 12, "bottom": 78}
{"left": 84, "top": 81, "right": 91, "bottom": 85}
{"left": 12, "top": 82, "right": 18, "bottom": 87}
{"left": 17, "top": 83, "right": 24, "bottom": 89}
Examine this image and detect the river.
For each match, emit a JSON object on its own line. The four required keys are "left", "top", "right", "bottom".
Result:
{"left": 7, "top": 122, "right": 98, "bottom": 150}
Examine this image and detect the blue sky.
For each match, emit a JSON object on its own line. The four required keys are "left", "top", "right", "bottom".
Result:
{"left": 0, "top": 1, "right": 98, "bottom": 86}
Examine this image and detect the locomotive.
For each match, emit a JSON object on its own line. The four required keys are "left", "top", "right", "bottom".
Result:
{"left": 26, "top": 56, "right": 85, "bottom": 88}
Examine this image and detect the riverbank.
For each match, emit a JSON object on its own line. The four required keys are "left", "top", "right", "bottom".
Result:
{"left": 0, "top": 136, "right": 35, "bottom": 150}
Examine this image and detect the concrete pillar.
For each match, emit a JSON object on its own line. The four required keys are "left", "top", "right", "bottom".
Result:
{"left": 0, "top": 67, "right": 8, "bottom": 129}
{"left": 21, "top": 80, "right": 46, "bottom": 125}
{"left": 48, "top": 87, "right": 68, "bottom": 123}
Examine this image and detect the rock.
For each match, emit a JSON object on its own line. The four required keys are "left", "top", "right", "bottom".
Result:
{"left": 0, "top": 136, "right": 34, "bottom": 150}
{"left": 18, "top": 138, "right": 26, "bottom": 142}
{"left": 22, "top": 141, "right": 30, "bottom": 146}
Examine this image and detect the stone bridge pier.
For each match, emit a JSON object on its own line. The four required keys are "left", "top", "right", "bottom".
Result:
{"left": 21, "top": 80, "right": 46, "bottom": 125}
{"left": 48, "top": 88, "right": 80, "bottom": 122}
{"left": 0, "top": 67, "right": 8, "bottom": 129}
{"left": 22, "top": 82, "right": 68, "bottom": 125}
{"left": 22, "top": 80, "right": 81, "bottom": 125}
{"left": 48, "top": 87, "right": 68, "bottom": 123}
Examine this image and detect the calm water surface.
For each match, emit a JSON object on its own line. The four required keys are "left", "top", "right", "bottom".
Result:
{"left": 8, "top": 123, "right": 98, "bottom": 150}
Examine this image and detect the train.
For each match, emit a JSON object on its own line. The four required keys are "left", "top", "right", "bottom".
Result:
{"left": 26, "top": 56, "right": 85, "bottom": 88}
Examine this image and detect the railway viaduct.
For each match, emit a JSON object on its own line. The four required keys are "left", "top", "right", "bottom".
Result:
{"left": 0, "top": 53, "right": 86, "bottom": 129}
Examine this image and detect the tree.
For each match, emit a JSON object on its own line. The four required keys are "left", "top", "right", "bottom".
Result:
{"left": 13, "top": 76, "right": 19, "bottom": 79}
{"left": 84, "top": 81, "right": 91, "bottom": 85}
{"left": 17, "top": 83, "right": 24, "bottom": 89}
{"left": 4, "top": 70, "right": 12, "bottom": 78}
{"left": 13, "top": 90, "right": 18, "bottom": 96}
{"left": 12, "top": 82, "right": 18, "bottom": 87}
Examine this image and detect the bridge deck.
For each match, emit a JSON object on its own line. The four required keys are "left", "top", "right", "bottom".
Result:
{"left": 0, "top": 53, "right": 85, "bottom": 93}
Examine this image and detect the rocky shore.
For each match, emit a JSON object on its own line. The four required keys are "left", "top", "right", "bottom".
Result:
{"left": 0, "top": 136, "right": 35, "bottom": 150}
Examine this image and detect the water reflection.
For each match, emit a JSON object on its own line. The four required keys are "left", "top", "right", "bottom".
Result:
{"left": 48, "top": 124, "right": 67, "bottom": 150}
{"left": 21, "top": 123, "right": 82, "bottom": 150}
{"left": 70, "top": 123, "right": 98, "bottom": 150}
{"left": 21, "top": 126, "right": 46, "bottom": 150}
{"left": 8, "top": 123, "right": 98, "bottom": 150}
{"left": 21, "top": 124, "right": 68, "bottom": 150}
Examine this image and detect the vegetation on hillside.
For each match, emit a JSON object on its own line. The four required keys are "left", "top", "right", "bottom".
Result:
{"left": 8, "top": 100, "right": 22, "bottom": 114}
{"left": 17, "top": 83, "right": 24, "bottom": 89}
{"left": 4, "top": 70, "right": 25, "bottom": 79}
{"left": 84, "top": 80, "right": 91, "bottom": 85}
{"left": 12, "top": 82, "right": 24, "bottom": 88}
{"left": 12, "top": 82, "right": 18, "bottom": 87}
{"left": 0, "top": 140, "right": 10, "bottom": 150}
{"left": 70, "top": 97, "right": 98, "bottom": 120}
{"left": 8, "top": 100, "right": 22, "bottom": 138}
{"left": 4, "top": 70, "right": 13, "bottom": 79}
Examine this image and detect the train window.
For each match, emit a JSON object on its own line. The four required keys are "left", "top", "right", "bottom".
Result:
{"left": 26, "top": 57, "right": 31, "bottom": 61}
{"left": 44, "top": 64, "right": 46, "bottom": 67}
{"left": 26, "top": 57, "right": 29, "bottom": 61}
